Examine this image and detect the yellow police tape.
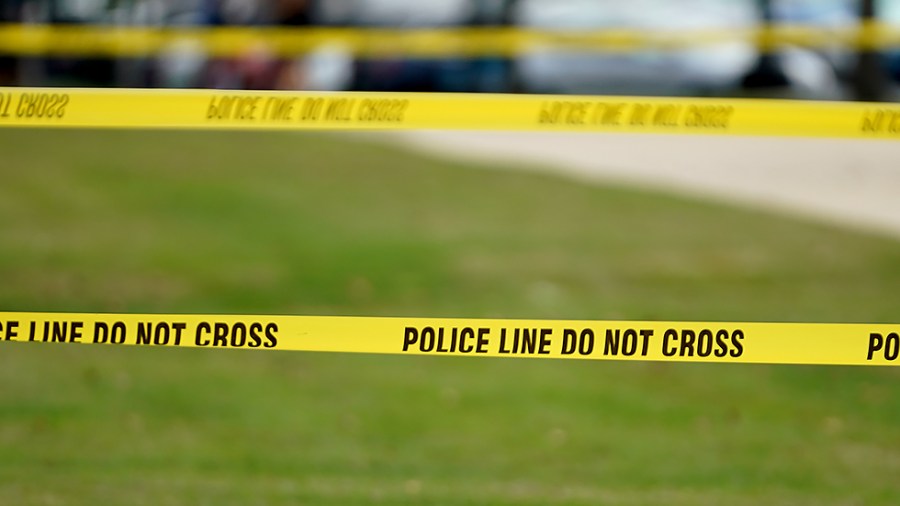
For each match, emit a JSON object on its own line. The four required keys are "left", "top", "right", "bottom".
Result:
{"left": 2, "top": 87, "right": 900, "bottom": 139}
{"left": 1, "top": 22, "right": 900, "bottom": 57}
{"left": 1, "top": 312, "right": 898, "bottom": 366}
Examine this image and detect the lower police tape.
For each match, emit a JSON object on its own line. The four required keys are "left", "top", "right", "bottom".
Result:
{"left": 2, "top": 87, "right": 900, "bottom": 139}
{"left": 1, "top": 312, "right": 898, "bottom": 366}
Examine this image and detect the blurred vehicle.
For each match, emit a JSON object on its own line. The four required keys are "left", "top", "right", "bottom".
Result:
{"left": 512, "top": 0, "right": 900, "bottom": 98}
{"left": 865, "top": 0, "right": 900, "bottom": 83}
{"left": 513, "top": 0, "right": 760, "bottom": 96}
{"left": 763, "top": 0, "right": 900, "bottom": 90}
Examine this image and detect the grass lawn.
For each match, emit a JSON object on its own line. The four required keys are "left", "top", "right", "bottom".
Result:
{"left": 0, "top": 129, "right": 898, "bottom": 505}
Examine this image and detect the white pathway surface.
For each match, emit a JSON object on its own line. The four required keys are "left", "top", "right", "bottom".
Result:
{"left": 380, "top": 131, "right": 900, "bottom": 239}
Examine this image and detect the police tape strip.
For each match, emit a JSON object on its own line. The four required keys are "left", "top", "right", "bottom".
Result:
{"left": 2, "top": 87, "right": 900, "bottom": 139}
{"left": 1, "top": 312, "right": 898, "bottom": 366}
{"left": 1, "top": 22, "right": 900, "bottom": 57}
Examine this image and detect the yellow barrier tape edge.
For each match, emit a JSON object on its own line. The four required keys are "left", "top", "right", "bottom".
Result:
{"left": 1, "top": 312, "right": 898, "bottom": 366}
{"left": 1, "top": 23, "right": 900, "bottom": 57}
{"left": 2, "top": 87, "right": 900, "bottom": 139}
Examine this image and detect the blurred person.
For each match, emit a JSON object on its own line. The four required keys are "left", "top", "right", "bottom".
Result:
{"left": 275, "top": 0, "right": 314, "bottom": 25}
{"left": 156, "top": 38, "right": 208, "bottom": 88}
{"left": 344, "top": 0, "right": 481, "bottom": 92}
{"left": 202, "top": 40, "right": 283, "bottom": 89}
{"left": 202, "top": 0, "right": 278, "bottom": 88}
{"left": 152, "top": 0, "right": 211, "bottom": 87}
{"left": 200, "top": 0, "right": 272, "bottom": 25}
{"left": 269, "top": 0, "right": 356, "bottom": 91}
{"left": 168, "top": 0, "right": 280, "bottom": 89}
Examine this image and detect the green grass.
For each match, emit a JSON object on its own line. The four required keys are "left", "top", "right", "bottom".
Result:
{"left": 0, "top": 129, "right": 898, "bottom": 505}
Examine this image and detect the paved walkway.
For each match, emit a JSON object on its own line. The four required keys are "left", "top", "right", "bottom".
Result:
{"left": 380, "top": 131, "right": 900, "bottom": 239}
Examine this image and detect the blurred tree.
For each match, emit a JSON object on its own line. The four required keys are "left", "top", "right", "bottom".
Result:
{"left": 854, "top": 0, "right": 885, "bottom": 101}
{"left": 467, "top": 0, "right": 520, "bottom": 92}
{"left": 741, "top": 0, "right": 789, "bottom": 88}
{"left": 0, "top": 0, "right": 25, "bottom": 84}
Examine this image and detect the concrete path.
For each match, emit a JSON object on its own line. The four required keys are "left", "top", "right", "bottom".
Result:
{"left": 378, "top": 131, "right": 900, "bottom": 239}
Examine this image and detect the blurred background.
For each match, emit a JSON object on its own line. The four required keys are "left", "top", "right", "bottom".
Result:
{"left": 2, "top": 2, "right": 900, "bottom": 505}
{"left": 0, "top": 0, "right": 899, "bottom": 100}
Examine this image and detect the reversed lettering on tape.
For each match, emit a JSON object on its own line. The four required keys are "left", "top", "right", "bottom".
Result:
{"left": 207, "top": 95, "right": 409, "bottom": 125}
{"left": 538, "top": 100, "right": 734, "bottom": 131}
{"left": 0, "top": 92, "right": 69, "bottom": 120}
{"left": 861, "top": 109, "right": 900, "bottom": 135}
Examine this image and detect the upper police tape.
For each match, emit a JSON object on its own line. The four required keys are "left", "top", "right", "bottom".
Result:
{"left": 2, "top": 87, "right": 900, "bottom": 139}
{"left": 1, "top": 312, "right": 898, "bottom": 366}
{"left": 1, "top": 22, "right": 899, "bottom": 58}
